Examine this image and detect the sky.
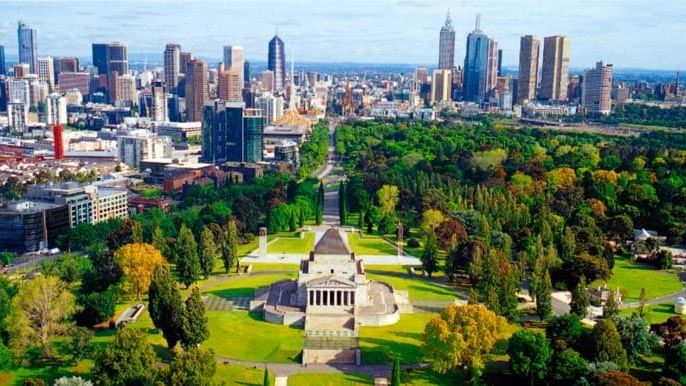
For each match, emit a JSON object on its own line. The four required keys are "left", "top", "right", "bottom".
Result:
{"left": 1, "top": 0, "right": 685, "bottom": 70}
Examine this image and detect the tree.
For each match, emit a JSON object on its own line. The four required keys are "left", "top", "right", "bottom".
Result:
{"left": 8, "top": 276, "right": 76, "bottom": 360}
{"left": 420, "top": 209, "right": 445, "bottom": 235}
{"left": 604, "top": 291, "right": 619, "bottom": 318}
{"left": 132, "top": 220, "right": 144, "bottom": 243}
{"left": 152, "top": 226, "right": 170, "bottom": 262}
{"left": 420, "top": 233, "right": 439, "bottom": 278}
{"left": 339, "top": 182, "right": 348, "bottom": 225}
{"left": 546, "top": 314, "right": 583, "bottom": 350}
{"left": 435, "top": 218, "right": 468, "bottom": 251}
{"left": 69, "top": 327, "right": 93, "bottom": 364}
{"left": 638, "top": 287, "right": 647, "bottom": 317}
{"left": 391, "top": 356, "right": 401, "bottom": 386}
{"left": 263, "top": 367, "right": 271, "bottom": 386}
{"left": 148, "top": 265, "right": 185, "bottom": 349}
{"left": 612, "top": 314, "right": 657, "bottom": 365}
{"left": 75, "top": 288, "right": 117, "bottom": 327}
{"left": 221, "top": 220, "right": 239, "bottom": 274}
{"left": 656, "top": 249, "right": 674, "bottom": 269}
{"left": 591, "top": 319, "right": 628, "bottom": 369}
{"left": 316, "top": 181, "right": 324, "bottom": 225}
{"left": 181, "top": 287, "right": 209, "bottom": 349}
{"left": 508, "top": 330, "right": 551, "bottom": 386}
{"left": 550, "top": 348, "right": 588, "bottom": 384}
{"left": 115, "top": 242, "right": 166, "bottom": 299}
{"left": 175, "top": 224, "right": 201, "bottom": 288}
{"left": 93, "top": 326, "right": 158, "bottom": 386}
{"left": 569, "top": 276, "right": 590, "bottom": 318}
{"left": 531, "top": 260, "right": 552, "bottom": 321}
{"left": 423, "top": 304, "right": 507, "bottom": 377}
{"left": 0, "top": 251, "right": 16, "bottom": 267}
{"left": 664, "top": 343, "right": 686, "bottom": 383}
{"left": 593, "top": 371, "right": 643, "bottom": 386}
{"left": 298, "top": 207, "right": 305, "bottom": 228}
{"left": 444, "top": 245, "right": 461, "bottom": 282}
{"left": 199, "top": 226, "right": 218, "bottom": 279}
{"left": 377, "top": 184, "right": 399, "bottom": 217}
{"left": 164, "top": 347, "right": 216, "bottom": 386}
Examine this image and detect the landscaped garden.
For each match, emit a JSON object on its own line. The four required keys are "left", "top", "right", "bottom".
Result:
{"left": 347, "top": 232, "right": 397, "bottom": 255}
{"left": 591, "top": 257, "right": 683, "bottom": 302}
{"left": 267, "top": 232, "right": 315, "bottom": 254}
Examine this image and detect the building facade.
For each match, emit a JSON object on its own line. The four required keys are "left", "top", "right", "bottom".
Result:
{"left": 517, "top": 35, "right": 540, "bottom": 105}
{"left": 431, "top": 69, "right": 452, "bottom": 104}
{"left": 268, "top": 35, "right": 285, "bottom": 92}
{"left": 540, "top": 35, "right": 571, "bottom": 101}
{"left": 163, "top": 43, "right": 181, "bottom": 94}
{"left": 583, "top": 61, "right": 614, "bottom": 115}
{"left": 17, "top": 21, "right": 38, "bottom": 73}
{"left": 438, "top": 12, "right": 456, "bottom": 70}
{"left": 37, "top": 56, "right": 55, "bottom": 91}
{"left": 185, "top": 58, "right": 208, "bottom": 122}
{"left": 463, "top": 19, "right": 493, "bottom": 103}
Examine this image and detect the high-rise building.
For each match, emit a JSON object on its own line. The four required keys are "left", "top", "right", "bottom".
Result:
{"left": 583, "top": 61, "right": 613, "bottom": 115}
{"left": 151, "top": 80, "right": 168, "bottom": 122}
{"left": 7, "top": 101, "right": 28, "bottom": 133}
{"left": 91, "top": 43, "right": 108, "bottom": 75}
{"left": 431, "top": 69, "right": 452, "bottom": 104}
{"left": 517, "top": 35, "right": 540, "bottom": 105}
{"left": 117, "top": 131, "right": 172, "bottom": 168}
{"left": 46, "top": 93, "right": 67, "bottom": 125}
{"left": 261, "top": 70, "right": 274, "bottom": 92}
{"left": 13, "top": 63, "right": 30, "bottom": 78}
{"left": 17, "top": 21, "right": 38, "bottom": 73}
{"left": 244, "top": 60, "right": 251, "bottom": 87}
{"left": 223, "top": 45, "right": 245, "bottom": 87}
{"left": 58, "top": 72, "right": 91, "bottom": 96}
{"left": 486, "top": 39, "right": 500, "bottom": 100}
{"left": 438, "top": 11, "right": 456, "bottom": 70}
{"left": 6, "top": 78, "right": 31, "bottom": 105}
{"left": 56, "top": 57, "right": 79, "bottom": 74}
{"left": 463, "top": 16, "right": 494, "bottom": 102}
{"left": 243, "top": 108, "right": 264, "bottom": 162}
{"left": 268, "top": 35, "right": 285, "bottom": 92}
{"left": 540, "top": 35, "right": 571, "bottom": 101}
{"left": 218, "top": 67, "right": 242, "bottom": 102}
{"left": 164, "top": 43, "right": 181, "bottom": 93}
{"left": 0, "top": 46, "right": 5, "bottom": 76}
{"left": 256, "top": 93, "right": 284, "bottom": 124}
{"left": 107, "top": 42, "right": 128, "bottom": 75}
{"left": 202, "top": 100, "right": 265, "bottom": 164}
{"left": 179, "top": 52, "right": 192, "bottom": 75}
{"left": 185, "top": 58, "right": 208, "bottom": 122}
{"left": 37, "top": 56, "right": 55, "bottom": 91}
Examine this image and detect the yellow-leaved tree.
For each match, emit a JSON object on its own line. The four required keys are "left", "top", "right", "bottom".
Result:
{"left": 421, "top": 209, "right": 445, "bottom": 235}
{"left": 115, "top": 243, "right": 166, "bottom": 299}
{"left": 423, "top": 304, "right": 507, "bottom": 378}
{"left": 377, "top": 184, "right": 399, "bottom": 217}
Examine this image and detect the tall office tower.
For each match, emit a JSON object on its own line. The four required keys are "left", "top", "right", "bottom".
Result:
{"left": 223, "top": 45, "right": 245, "bottom": 87}
{"left": 218, "top": 68, "right": 242, "bottom": 102}
{"left": 107, "top": 42, "right": 128, "bottom": 75}
{"left": 306, "top": 71, "right": 318, "bottom": 87}
{"left": 91, "top": 43, "right": 108, "bottom": 75}
{"left": 108, "top": 71, "right": 120, "bottom": 104}
{"left": 540, "top": 35, "right": 571, "bottom": 101}
{"left": 7, "top": 78, "right": 31, "bottom": 105}
{"left": 261, "top": 70, "right": 274, "bottom": 92}
{"left": 57, "top": 57, "right": 79, "bottom": 74}
{"left": 438, "top": 11, "right": 456, "bottom": 70}
{"left": 486, "top": 39, "right": 500, "bottom": 99}
{"left": 582, "top": 61, "right": 613, "bottom": 115}
{"left": 463, "top": 16, "right": 492, "bottom": 102}
{"left": 179, "top": 52, "right": 192, "bottom": 75}
{"left": 117, "top": 74, "right": 136, "bottom": 105}
{"left": 268, "top": 34, "right": 285, "bottom": 92}
{"left": 431, "top": 69, "right": 452, "bottom": 104}
{"left": 202, "top": 100, "right": 244, "bottom": 163}
{"left": 256, "top": 93, "right": 284, "bottom": 124}
{"left": 244, "top": 60, "right": 251, "bottom": 87}
{"left": 0, "top": 46, "right": 5, "bottom": 76}
{"left": 243, "top": 108, "right": 264, "bottom": 162}
{"left": 517, "top": 35, "right": 540, "bottom": 105}
{"left": 185, "top": 58, "right": 208, "bottom": 122}
{"left": 46, "top": 93, "right": 67, "bottom": 125}
{"left": 37, "top": 56, "right": 55, "bottom": 90}
{"left": 164, "top": 43, "right": 181, "bottom": 93}
{"left": 151, "top": 80, "right": 168, "bottom": 121}
{"left": 415, "top": 66, "right": 429, "bottom": 84}
{"left": 13, "top": 63, "right": 30, "bottom": 78}
{"left": 17, "top": 21, "right": 38, "bottom": 73}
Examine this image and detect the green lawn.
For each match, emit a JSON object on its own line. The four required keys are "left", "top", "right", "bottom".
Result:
{"left": 620, "top": 303, "right": 680, "bottom": 324}
{"left": 288, "top": 372, "right": 373, "bottom": 385}
{"left": 591, "top": 258, "right": 683, "bottom": 302}
{"left": 214, "top": 363, "right": 271, "bottom": 385}
{"left": 249, "top": 263, "right": 300, "bottom": 272}
{"left": 365, "top": 269, "right": 459, "bottom": 301}
{"left": 360, "top": 313, "right": 435, "bottom": 364}
{"left": 202, "top": 272, "right": 296, "bottom": 298}
{"left": 205, "top": 311, "right": 303, "bottom": 363}
{"left": 268, "top": 232, "right": 315, "bottom": 254}
{"left": 348, "top": 232, "right": 397, "bottom": 255}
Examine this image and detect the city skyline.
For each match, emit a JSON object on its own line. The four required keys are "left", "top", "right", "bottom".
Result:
{"left": 0, "top": 0, "right": 684, "bottom": 70}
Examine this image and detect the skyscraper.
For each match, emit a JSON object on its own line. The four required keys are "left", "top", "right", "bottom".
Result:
{"left": 91, "top": 43, "right": 108, "bottom": 75}
{"left": 463, "top": 16, "right": 494, "bottom": 102}
{"left": 218, "top": 68, "right": 242, "bottom": 102}
{"left": 582, "top": 61, "right": 613, "bottom": 115}
{"left": 431, "top": 69, "right": 452, "bottom": 104}
{"left": 243, "top": 108, "right": 264, "bottom": 162}
{"left": 540, "top": 36, "right": 571, "bottom": 101}
{"left": 37, "top": 56, "right": 55, "bottom": 91}
{"left": 107, "top": 42, "right": 128, "bottom": 75}
{"left": 486, "top": 39, "right": 500, "bottom": 99}
{"left": 185, "top": 58, "right": 208, "bottom": 122}
{"left": 244, "top": 60, "right": 251, "bottom": 87}
{"left": 438, "top": 11, "right": 456, "bottom": 70}
{"left": 202, "top": 100, "right": 264, "bottom": 164}
{"left": 17, "top": 21, "right": 38, "bottom": 73}
{"left": 179, "top": 52, "right": 192, "bottom": 75}
{"left": 164, "top": 43, "right": 181, "bottom": 94}
{"left": 223, "top": 45, "right": 245, "bottom": 87}
{"left": 268, "top": 35, "right": 285, "bottom": 92}
{"left": 517, "top": 35, "right": 540, "bottom": 105}
{"left": 0, "top": 46, "right": 6, "bottom": 76}
{"left": 151, "top": 80, "right": 168, "bottom": 122}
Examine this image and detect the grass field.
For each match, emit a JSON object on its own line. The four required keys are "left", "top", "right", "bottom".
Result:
{"left": 249, "top": 263, "right": 300, "bottom": 272}
{"left": 359, "top": 313, "right": 435, "bottom": 364}
{"left": 591, "top": 258, "right": 683, "bottom": 302}
{"left": 348, "top": 232, "right": 397, "bottom": 255}
{"left": 287, "top": 372, "right": 374, "bottom": 385}
{"left": 214, "top": 363, "right": 271, "bottom": 385}
{"left": 365, "top": 268, "right": 459, "bottom": 301}
{"left": 202, "top": 272, "right": 296, "bottom": 298}
{"left": 268, "top": 232, "right": 315, "bottom": 254}
{"left": 205, "top": 311, "right": 303, "bottom": 363}
{"left": 620, "top": 303, "right": 679, "bottom": 324}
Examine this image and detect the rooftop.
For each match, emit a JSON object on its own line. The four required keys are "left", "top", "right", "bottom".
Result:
{"left": 313, "top": 228, "right": 351, "bottom": 255}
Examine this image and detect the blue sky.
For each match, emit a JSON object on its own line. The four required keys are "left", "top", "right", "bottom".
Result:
{"left": 1, "top": 0, "right": 685, "bottom": 70}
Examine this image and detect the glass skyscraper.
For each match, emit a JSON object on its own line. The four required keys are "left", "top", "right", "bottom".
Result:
{"left": 462, "top": 17, "right": 497, "bottom": 103}
{"left": 0, "top": 45, "right": 5, "bottom": 76}
{"left": 17, "top": 21, "right": 38, "bottom": 73}
{"left": 243, "top": 109, "right": 264, "bottom": 163}
{"left": 268, "top": 35, "right": 285, "bottom": 92}
{"left": 91, "top": 43, "right": 108, "bottom": 75}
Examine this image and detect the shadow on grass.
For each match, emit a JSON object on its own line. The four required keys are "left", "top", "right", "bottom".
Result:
{"left": 205, "top": 287, "right": 257, "bottom": 298}
{"left": 361, "top": 337, "right": 423, "bottom": 364}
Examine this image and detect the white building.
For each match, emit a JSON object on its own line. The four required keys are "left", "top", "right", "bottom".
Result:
{"left": 151, "top": 81, "right": 168, "bottom": 122}
{"left": 7, "top": 102, "right": 29, "bottom": 134}
{"left": 117, "top": 130, "right": 173, "bottom": 168}
{"left": 6, "top": 78, "right": 31, "bottom": 106}
{"left": 46, "top": 93, "right": 68, "bottom": 125}
{"left": 256, "top": 93, "right": 284, "bottom": 124}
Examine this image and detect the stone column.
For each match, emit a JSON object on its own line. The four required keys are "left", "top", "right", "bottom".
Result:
{"left": 343, "top": 291, "right": 348, "bottom": 306}
{"left": 259, "top": 227, "right": 267, "bottom": 258}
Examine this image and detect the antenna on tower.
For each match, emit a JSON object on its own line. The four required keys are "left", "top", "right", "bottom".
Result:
{"left": 475, "top": 14, "right": 481, "bottom": 31}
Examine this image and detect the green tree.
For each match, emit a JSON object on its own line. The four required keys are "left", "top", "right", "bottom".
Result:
{"left": 570, "top": 276, "right": 590, "bottom": 318}
{"left": 0, "top": 252, "right": 16, "bottom": 267}
{"left": 316, "top": 181, "right": 324, "bottom": 225}
{"left": 263, "top": 367, "right": 271, "bottom": 386}
{"left": 612, "top": 314, "right": 658, "bottom": 365}
{"left": 176, "top": 224, "right": 201, "bottom": 288}
{"left": 591, "top": 319, "right": 628, "bottom": 369}
{"left": 198, "top": 225, "right": 218, "bottom": 279}
{"left": 391, "top": 356, "right": 401, "bottom": 386}
{"left": 664, "top": 343, "right": 686, "bottom": 383}
{"left": 339, "top": 182, "right": 348, "bottom": 225}
{"left": 550, "top": 348, "right": 588, "bottom": 384}
{"left": 604, "top": 291, "right": 619, "bottom": 318}
{"left": 221, "top": 220, "right": 239, "bottom": 273}
{"left": 69, "top": 327, "right": 93, "bottom": 364}
{"left": 531, "top": 259, "right": 552, "bottom": 321}
{"left": 298, "top": 207, "right": 305, "bottom": 228}
{"left": 74, "top": 288, "right": 116, "bottom": 326}
{"left": 181, "top": 288, "right": 209, "bottom": 349}
{"left": 546, "top": 314, "right": 583, "bottom": 350}
{"left": 148, "top": 265, "right": 185, "bottom": 349}
{"left": 92, "top": 326, "right": 158, "bottom": 386}
{"left": 165, "top": 347, "right": 216, "bottom": 386}
{"left": 152, "top": 226, "right": 170, "bottom": 262}
{"left": 421, "top": 233, "right": 439, "bottom": 278}
{"left": 508, "top": 330, "right": 551, "bottom": 386}
{"left": 132, "top": 220, "right": 144, "bottom": 243}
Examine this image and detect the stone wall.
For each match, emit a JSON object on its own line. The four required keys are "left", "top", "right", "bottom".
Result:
{"left": 302, "top": 348, "right": 360, "bottom": 364}
{"left": 356, "top": 306, "right": 400, "bottom": 326}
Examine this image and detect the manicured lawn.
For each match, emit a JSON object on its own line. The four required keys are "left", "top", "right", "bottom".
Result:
{"left": 268, "top": 232, "right": 315, "bottom": 254}
{"left": 249, "top": 263, "right": 300, "bottom": 272}
{"left": 620, "top": 303, "right": 679, "bottom": 324}
{"left": 215, "top": 363, "right": 272, "bottom": 385}
{"left": 360, "top": 313, "right": 435, "bottom": 364}
{"left": 365, "top": 269, "right": 459, "bottom": 301}
{"left": 592, "top": 258, "right": 683, "bottom": 302}
{"left": 203, "top": 273, "right": 296, "bottom": 298}
{"left": 288, "top": 372, "right": 373, "bottom": 385}
{"left": 205, "top": 311, "right": 303, "bottom": 363}
{"left": 348, "top": 232, "right": 397, "bottom": 255}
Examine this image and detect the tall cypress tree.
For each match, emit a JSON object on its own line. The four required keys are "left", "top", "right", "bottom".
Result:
{"left": 391, "top": 356, "right": 401, "bottom": 386}
{"left": 175, "top": 225, "right": 201, "bottom": 288}
{"left": 180, "top": 287, "right": 209, "bottom": 349}
{"left": 339, "top": 182, "right": 347, "bottom": 225}
{"left": 198, "top": 225, "right": 218, "bottom": 279}
{"left": 148, "top": 265, "right": 185, "bottom": 349}
{"left": 222, "top": 220, "right": 238, "bottom": 274}
{"left": 263, "top": 367, "right": 271, "bottom": 386}
{"left": 316, "top": 181, "right": 325, "bottom": 225}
